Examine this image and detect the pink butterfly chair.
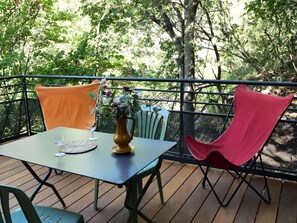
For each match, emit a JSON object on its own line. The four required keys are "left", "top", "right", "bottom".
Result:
{"left": 185, "top": 84, "right": 293, "bottom": 207}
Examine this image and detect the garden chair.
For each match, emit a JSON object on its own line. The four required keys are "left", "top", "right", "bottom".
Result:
{"left": 185, "top": 84, "right": 293, "bottom": 207}
{"left": 35, "top": 80, "right": 100, "bottom": 130}
{"left": 93, "top": 105, "right": 169, "bottom": 209}
{"left": 0, "top": 184, "right": 84, "bottom": 223}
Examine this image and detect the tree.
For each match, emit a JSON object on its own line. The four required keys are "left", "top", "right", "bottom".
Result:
{"left": 81, "top": 0, "right": 199, "bottom": 137}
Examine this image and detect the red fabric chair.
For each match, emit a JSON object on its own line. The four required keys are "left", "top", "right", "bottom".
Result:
{"left": 185, "top": 84, "right": 293, "bottom": 206}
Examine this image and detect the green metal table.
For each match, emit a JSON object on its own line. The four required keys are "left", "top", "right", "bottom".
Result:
{"left": 0, "top": 127, "right": 176, "bottom": 222}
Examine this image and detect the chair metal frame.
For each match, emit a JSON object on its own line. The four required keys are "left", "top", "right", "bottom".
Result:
{"left": 197, "top": 145, "right": 271, "bottom": 207}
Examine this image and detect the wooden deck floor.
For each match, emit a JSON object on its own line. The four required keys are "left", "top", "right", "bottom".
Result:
{"left": 1, "top": 156, "right": 297, "bottom": 223}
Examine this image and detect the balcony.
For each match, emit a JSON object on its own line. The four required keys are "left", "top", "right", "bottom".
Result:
{"left": 1, "top": 156, "right": 297, "bottom": 222}
{"left": 1, "top": 75, "right": 297, "bottom": 222}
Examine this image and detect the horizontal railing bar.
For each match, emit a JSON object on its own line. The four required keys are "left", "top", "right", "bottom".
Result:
{"left": 3, "top": 74, "right": 297, "bottom": 87}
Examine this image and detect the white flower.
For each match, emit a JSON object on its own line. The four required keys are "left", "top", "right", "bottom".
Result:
{"left": 100, "top": 78, "right": 107, "bottom": 86}
{"left": 113, "top": 97, "right": 120, "bottom": 104}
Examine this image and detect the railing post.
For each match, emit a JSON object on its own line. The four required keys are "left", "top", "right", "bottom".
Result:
{"left": 179, "top": 79, "right": 185, "bottom": 158}
{"left": 22, "top": 76, "right": 32, "bottom": 136}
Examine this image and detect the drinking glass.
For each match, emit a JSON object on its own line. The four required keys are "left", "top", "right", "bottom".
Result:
{"left": 86, "top": 120, "right": 97, "bottom": 141}
{"left": 87, "top": 106, "right": 98, "bottom": 141}
{"left": 53, "top": 133, "right": 65, "bottom": 157}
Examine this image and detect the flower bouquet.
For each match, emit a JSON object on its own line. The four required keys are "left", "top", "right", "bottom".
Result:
{"left": 89, "top": 78, "right": 141, "bottom": 153}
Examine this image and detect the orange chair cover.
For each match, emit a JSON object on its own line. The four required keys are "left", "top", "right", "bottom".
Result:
{"left": 35, "top": 80, "right": 100, "bottom": 130}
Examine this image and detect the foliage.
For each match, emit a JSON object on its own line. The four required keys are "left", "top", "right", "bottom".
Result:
{"left": 1, "top": 0, "right": 297, "bottom": 83}
{"left": 0, "top": 0, "right": 71, "bottom": 76}
{"left": 217, "top": 0, "right": 297, "bottom": 81}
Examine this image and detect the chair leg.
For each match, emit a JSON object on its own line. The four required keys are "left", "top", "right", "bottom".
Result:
{"left": 94, "top": 180, "right": 99, "bottom": 210}
{"left": 202, "top": 166, "right": 210, "bottom": 188}
{"left": 137, "top": 170, "right": 164, "bottom": 204}
{"left": 156, "top": 170, "right": 164, "bottom": 204}
{"left": 234, "top": 155, "right": 271, "bottom": 204}
{"left": 197, "top": 163, "right": 228, "bottom": 206}
{"left": 198, "top": 155, "right": 271, "bottom": 207}
{"left": 138, "top": 180, "right": 143, "bottom": 194}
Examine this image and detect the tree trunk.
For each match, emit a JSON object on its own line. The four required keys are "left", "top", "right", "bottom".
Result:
{"left": 183, "top": 0, "right": 196, "bottom": 137}
{"left": 149, "top": 0, "right": 197, "bottom": 138}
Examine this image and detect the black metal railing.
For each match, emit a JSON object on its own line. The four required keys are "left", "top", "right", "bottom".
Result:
{"left": 1, "top": 75, "right": 297, "bottom": 181}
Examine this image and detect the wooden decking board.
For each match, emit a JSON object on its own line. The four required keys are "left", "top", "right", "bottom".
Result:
{"left": 0, "top": 158, "right": 21, "bottom": 173}
{"left": 66, "top": 181, "right": 114, "bottom": 214}
{"left": 38, "top": 175, "right": 92, "bottom": 207}
{"left": 233, "top": 176, "right": 264, "bottom": 223}
{"left": 170, "top": 168, "right": 223, "bottom": 223}
{"left": 65, "top": 180, "right": 102, "bottom": 211}
{"left": 28, "top": 172, "right": 73, "bottom": 206}
{"left": 82, "top": 184, "right": 126, "bottom": 222}
{"left": 92, "top": 193, "right": 126, "bottom": 223}
{"left": 10, "top": 165, "right": 48, "bottom": 193}
{"left": 139, "top": 162, "right": 192, "bottom": 221}
{"left": 87, "top": 187, "right": 126, "bottom": 222}
{"left": 152, "top": 164, "right": 200, "bottom": 223}
{"left": 276, "top": 181, "right": 297, "bottom": 223}
{"left": 98, "top": 161, "right": 188, "bottom": 223}
{"left": 138, "top": 161, "right": 178, "bottom": 208}
{"left": 212, "top": 175, "right": 251, "bottom": 223}
{"left": 0, "top": 162, "right": 27, "bottom": 181}
{"left": 255, "top": 179, "right": 282, "bottom": 223}
{"left": 191, "top": 171, "right": 237, "bottom": 223}
{"left": 0, "top": 157, "right": 297, "bottom": 223}
{"left": 0, "top": 156, "right": 12, "bottom": 164}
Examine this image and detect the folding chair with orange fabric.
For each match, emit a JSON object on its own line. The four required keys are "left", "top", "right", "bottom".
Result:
{"left": 185, "top": 84, "right": 293, "bottom": 207}
{"left": 35, "top": 80, "right": 100, "bottom": 131}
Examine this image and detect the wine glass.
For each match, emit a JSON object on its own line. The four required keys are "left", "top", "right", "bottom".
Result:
{"left": 86, "top": 120, "right": 97, "bottom": 141}
{"left": 53, "top": 133, "right": 65, "bottom": 157}
{"left": 87, "top": 106, "right": 98, "bottom": 141}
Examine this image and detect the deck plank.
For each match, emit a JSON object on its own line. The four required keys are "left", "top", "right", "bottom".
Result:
{"left": 139, "top": 162, "right": 189, "bottom": 221}
{"left": 233, "top": 176, "right": 264, "bottom": 223}
{"left": 0, "top": 157, "right": 296, "bottom": 223}
{"left": 152, "top": 164, "right": 200, "bottom": 222}
{"left": 191, "top": 170, "right": 236, "bottom": 223}
{"left": 255, "top": 178, "right": 282, "bottom": 223}
{"left": 276, "top": 180, "right": 297, "bottom": 223}
{"left": 170, "top": 168, "right": 222, "bottom": 223}
{"left": 212, "top": 175, "right": 251, "bottom": 223}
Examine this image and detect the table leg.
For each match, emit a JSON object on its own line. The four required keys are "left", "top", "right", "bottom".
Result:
{"left": 125, "top": 179, "right": 138, "bottom": 223}
{"left": 124, "top": 157, "right": 163, "bottom": 223}
{"left": 22, "top": 161, "right": 66, "bottom": 207}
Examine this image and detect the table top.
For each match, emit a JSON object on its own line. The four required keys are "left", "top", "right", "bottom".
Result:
{"left": 0, "top": 127, "right": 176, "bottom": 185}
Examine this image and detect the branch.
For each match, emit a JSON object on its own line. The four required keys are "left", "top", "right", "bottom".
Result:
{"left": 199, "top": 1, "right": 221, "bottom": 80}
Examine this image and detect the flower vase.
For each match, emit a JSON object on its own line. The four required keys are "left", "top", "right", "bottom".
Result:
{"left": 113, "top": 117, "right": 132, "bottom": 153}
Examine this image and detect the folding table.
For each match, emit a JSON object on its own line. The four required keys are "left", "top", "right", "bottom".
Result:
{"left": 0, "top": 127, "right": 176, "bottom": 222}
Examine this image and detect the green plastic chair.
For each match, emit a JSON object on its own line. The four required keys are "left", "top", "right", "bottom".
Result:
{"left": 0, "top": 184, "right": 85, "bottom": 223}
{"left": 93, "top": 106, "right": 169, "bottom": 209}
